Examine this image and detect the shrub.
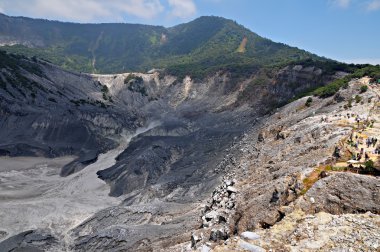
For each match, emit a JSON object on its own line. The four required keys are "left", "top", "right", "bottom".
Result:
{"left": 355, "top": 95, "right": 362, "bottom": 103}
{"left": 347, "top": 98, "right": 353, "bottom": 108}
{"left": 305, "top": 97, "right": 313, "bottom": 107}
{"left": 313, "top": 76, "right": 349, "bottom": 98}
{"left": 101, "top": 85, "right": 109, "bottom": 93}
{"left": 124, "top": 75, "right": 133, "bottom": 84}
{"left": 124, "top": 74, "right": 143, "bottom": 85}
{"left": 360, "top": 85, "right": 368, "bottom": 93}
{"left": 364, "top": 160, "right": 375, "bottom": 173}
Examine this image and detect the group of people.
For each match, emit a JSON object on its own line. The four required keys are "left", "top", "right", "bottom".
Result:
{"left": 374, "top": 145, "right": 380, "bottom": 154}
{"left": 366, "top": 137, "right": 378, "bottom": 148}
{"left": 353, "top": 148, "right": 370, "bottom": 161}
{"left": 349, "top": 133, "right": 361, "bottom": 149}
{"left": 348, "top": 133, "right": 379, "bottom": 161}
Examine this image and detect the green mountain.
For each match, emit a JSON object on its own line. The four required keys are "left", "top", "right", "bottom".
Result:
{"left": 0, "top": 14, "right": 327, "bottom": 76}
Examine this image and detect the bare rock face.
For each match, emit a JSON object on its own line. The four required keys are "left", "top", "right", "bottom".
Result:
{"left": 219, "top": 210, "right": 380, "bottom": 251}
{"left": 297, "top": 173, "right": 380, "bottom": 214}
{"left": 0, "top": 229, "right": 57, "bottom": 252}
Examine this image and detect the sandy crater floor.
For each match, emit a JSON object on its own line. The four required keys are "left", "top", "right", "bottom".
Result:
{"left": 0, "top": 124, "right": 159, "bottom": 244}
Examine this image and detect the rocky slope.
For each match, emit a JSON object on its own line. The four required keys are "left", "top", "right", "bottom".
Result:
{"left": 190, "top": 78, "right": 380, "bottom": 251}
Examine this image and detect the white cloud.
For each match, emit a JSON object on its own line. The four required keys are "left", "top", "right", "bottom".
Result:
{"left": 367, "top": 0, "right": 380, "bottom": 11}
{"left": 0, "top": 0, "right": 165, "bottom": 22}
{"left": 168, "top": 0, "right": 196, "bottom": 18}
{"left": 330, "top": 0, "right": 351, "bottom": 8}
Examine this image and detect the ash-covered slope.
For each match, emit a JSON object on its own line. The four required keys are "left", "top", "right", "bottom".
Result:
{"left": 0, "top": 51, "right": 137, "bottom": 174}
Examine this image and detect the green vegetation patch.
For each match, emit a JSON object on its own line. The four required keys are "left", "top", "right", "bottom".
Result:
{"left": 70, "top": 98, "right": 107, "bottom": 108}
{"left": 0, "top": 50, "right": 48, "bottom": 98}
{"left": 312, "top": 65, "right": 380, "bottom": 98}
{"left": 360, "top": 85, "right": 368, "bottom": 93}
{"left": 124, "top": 74, "right": 147, "bottom": 96}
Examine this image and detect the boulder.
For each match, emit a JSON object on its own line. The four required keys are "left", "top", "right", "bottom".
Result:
{"left": 191, "top": 233, "right": 201, "bottom": 248}
{"left": 227, "top": 186, "right": 238, "bottom": 193}
{"left": 225, "top": 180, "right": 233, "bottom": 186}
{"left": 210, "top": 227, "right": 229, "bottom": 242}
{"left": 241, "top": 231, "right": 260, "bottom": 240}
{"left": 205, "top": 211, "right": 218, "bottom": 221}
{"left": 298, "top": 173, "right": 380, "bottom": 214}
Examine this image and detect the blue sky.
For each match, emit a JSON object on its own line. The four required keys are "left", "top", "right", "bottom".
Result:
{"left": 0, "top": 0, "right": 379, "bottom": 64}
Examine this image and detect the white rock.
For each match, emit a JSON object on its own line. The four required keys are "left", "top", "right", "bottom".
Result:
{"left": 227, "top": 186, "right": 238, "bottom": 193}
{"left": 205, "top": 210, "right": 218, "bottom": 220}
{"left": 200, "top": 245, "right": 211, "bottom": 252}
{"left": 241, "top": 231, "right": 260, "bottom": 240}
{"left": 230, "top": 193, "right": 236, "bottom": 200}
{"left": 238, "top": 240, "right": 265, "bottom": 252}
